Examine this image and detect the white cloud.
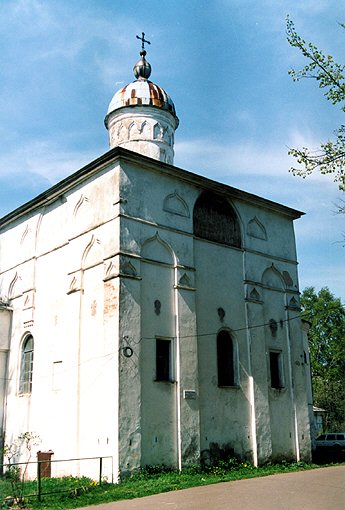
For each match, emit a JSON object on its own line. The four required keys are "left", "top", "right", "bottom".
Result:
{"left": 175, "top": 138, "right": 290, "bottom": 177}
{"left": 176, "top": 137, "right": 306, "bottom": 181}
{"left": 176, "top": 132, "right": 340, "bottom": 189}
{"left": 0, "top": 0, "right": 137, "bottom": 89}
{"left": 4, "top": 0, "right": 54, "bottom": 29}
{"left": 292, "top": 0, "right": 333, "bottom": 15}
{"left": 0, "top": 139, "right": 101, "bottom": 183}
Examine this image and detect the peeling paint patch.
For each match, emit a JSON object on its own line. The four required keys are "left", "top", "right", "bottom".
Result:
{"left": 104, "top": 281, "right": 118, "bottom": 316}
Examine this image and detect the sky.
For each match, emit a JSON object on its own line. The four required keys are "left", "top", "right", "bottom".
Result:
{"left": 0, "top": 0, "right": 344, "bottom": 302}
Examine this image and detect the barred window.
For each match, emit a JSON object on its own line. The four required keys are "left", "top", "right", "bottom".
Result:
{"left": 193, "top": 191, "right": 241, "bottom": 247}
{"left": 19, "top": 335, "right": 34, "bottom": 394}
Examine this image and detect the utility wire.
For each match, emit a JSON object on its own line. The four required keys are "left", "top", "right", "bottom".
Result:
{"left": 139, "top": 314, "right": 302, "bottom": 342}
{"left": 0, "top": 314, "right": 304, "bottom": 385}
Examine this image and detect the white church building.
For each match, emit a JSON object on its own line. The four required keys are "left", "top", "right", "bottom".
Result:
{"left": 0, "top": 37, "right": 313, "bottom": 479}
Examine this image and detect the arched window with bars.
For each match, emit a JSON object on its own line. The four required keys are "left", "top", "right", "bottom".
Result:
{"left": 19, "top": 334, "right": 34, "bottom": 395}
{"left": 193, "top": 191, "right": 241, "bottom": 247}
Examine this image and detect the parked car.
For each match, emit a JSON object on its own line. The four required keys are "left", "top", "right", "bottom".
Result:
{"left": 315, "top": 433, "right": 345, "bottom": 450}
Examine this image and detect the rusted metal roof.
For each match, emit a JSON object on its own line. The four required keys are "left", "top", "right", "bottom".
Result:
{"left": 106, "top": 79, "right": 177, "bottom": 119}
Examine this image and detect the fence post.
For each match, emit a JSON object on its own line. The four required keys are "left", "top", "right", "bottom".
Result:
{"left": 37, "top": 460, "right": 42, "bottom": 502}
{"left": 99, "top": 457, "right": 103, "bottom": 485}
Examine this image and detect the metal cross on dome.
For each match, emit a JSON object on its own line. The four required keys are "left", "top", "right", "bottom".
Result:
{"left": 136, "top": 32, "right": 151, "bottom": 52}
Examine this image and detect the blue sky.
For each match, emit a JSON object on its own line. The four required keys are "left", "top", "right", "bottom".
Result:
{"left": 0, "top": 0, "right": 344, "bottom": 302}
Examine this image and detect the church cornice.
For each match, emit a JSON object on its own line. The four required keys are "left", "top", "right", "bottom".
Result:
{"left": 119, "top": 213, "right": 300, "bottom": 266}
{"left": 0, "top": 146, "right": 304, "bottom": 231}
{"left": 119, "top": 150, "right": 304, "bottom": 220}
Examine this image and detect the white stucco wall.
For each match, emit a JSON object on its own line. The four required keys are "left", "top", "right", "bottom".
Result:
{"left": 0, "top": 149, "right": 312, "bottom": 479}
{"left": 0, "top": 160, "right": 123, "bottom": 481}
{"left": 116, "top": 155, "right": 311, "bottom": 467}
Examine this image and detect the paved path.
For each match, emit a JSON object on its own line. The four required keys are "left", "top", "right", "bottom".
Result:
{"left": 79, "top": 465, "right": 345, "bottom": 510}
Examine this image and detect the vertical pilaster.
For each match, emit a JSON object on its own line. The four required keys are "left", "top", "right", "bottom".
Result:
{"left": 286, "top": 307, "right": 312, "bottom": 462}
{"left": 0, "top": 304, "right": 12, "bottom": 460}
{"left": 245, "top": 295, "right": 272, "bottom": 464}
{"left": 175, "top": 278, "right": 200, "bottom": 466}
{"left": 117, "top": 267, "right": 142, "bottom": 474}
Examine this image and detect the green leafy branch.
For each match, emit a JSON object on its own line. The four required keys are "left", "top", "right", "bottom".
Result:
{"left": 286, "top": 16, "right": 345, "bottom": 192}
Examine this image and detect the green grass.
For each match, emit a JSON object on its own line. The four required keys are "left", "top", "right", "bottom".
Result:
{"left": 0, "top": 459, "right": 342, "bottom": 510}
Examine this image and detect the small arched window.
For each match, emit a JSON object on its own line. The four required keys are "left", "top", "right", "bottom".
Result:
{"left": 217, "top": 330, "right": 235, "bottom": 386}
{"left": 193, "top": 191, "right": 241, "bottom": 247}
{"left": 19, "top": 335, "right": 34, "bottom": 394}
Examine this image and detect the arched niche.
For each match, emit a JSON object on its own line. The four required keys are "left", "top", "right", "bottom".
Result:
{"left": 153, "top": 122, "right": 163, "bottom": 140}
{"left": 81, "top": 235, "right": 103, "bottom": 269}
{"left": 193, "top": 191, "right": 241, "bottom": 247}
{"left": 73, "top": 194, "right": 90, "bottom": 218}
{"left": 141, "top": 233, "right": 174, "bottom": 265}
{"left": 128, "top": 121, "right": 138, "bottom": 139}
{"left": 262, "top": 265, "right": 285, "bottom": 290}
{"left": 247, "top": 217, "right": 267, "bottom": 241}
{"left": 163, "top": 192, "right": 189, "bottom": 217}
{"left": 8, "top": 272, "right": 23, "bottom": 299}
{"left": 140, "top": 120, "right": 151, "bottom": 138}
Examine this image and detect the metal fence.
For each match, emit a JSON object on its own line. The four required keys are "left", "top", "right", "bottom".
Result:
{"left": 1, "top": 455, "right": 113, "bottom": 503}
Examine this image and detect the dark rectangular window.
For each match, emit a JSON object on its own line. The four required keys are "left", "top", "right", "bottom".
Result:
{"left": 270, "top": 352, "right": 282, "bottom": 389}
{"left": 156, "top": 339, "right": 171, "bottom": 381}
{"left": 217, "top": 331, "right": 234, "bottom": 386}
